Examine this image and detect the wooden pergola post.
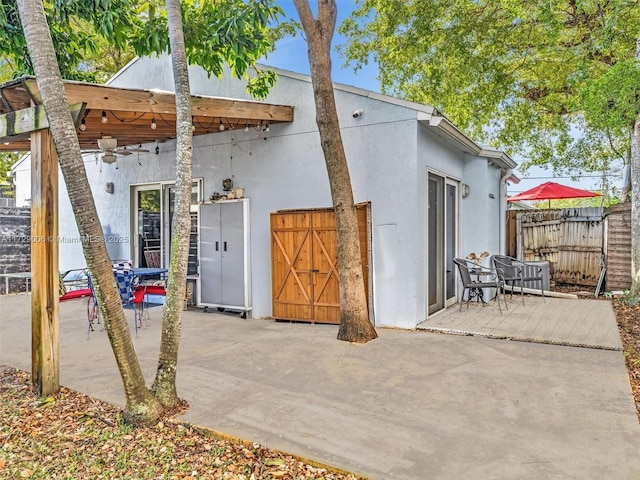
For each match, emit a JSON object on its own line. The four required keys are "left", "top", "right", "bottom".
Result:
{"left": 0, "top": 77, "right": 294, "bottom": 397}
{"left": 30, "top": 128, "right": 59, "bottom": 395}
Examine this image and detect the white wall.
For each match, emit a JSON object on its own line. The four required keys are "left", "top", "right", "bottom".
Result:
{"left": 74, "top": 56, "right": 425, "bottom": 328}
{"left": 459, "top": 157, "right": 505, "bottom": 259}
{"left": 10, "top": 156, "right": 30, "bottom": 207}
{"left": 46, "top": 55, "right": 510, "bottom": 329}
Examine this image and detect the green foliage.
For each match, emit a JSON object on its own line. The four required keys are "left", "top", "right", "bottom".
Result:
{"left": 1, "top": 0, "right": 283, "bottom": 98}
{"left": 338, "top": 0, "right": 639, "bottom": 177}
{"left": 579, "top": 60, "right": 640, "bottom": 136}
{"left": 0, "top": 151, "right": 19, "bottom": 197}
{"left": 138, "top": 189, "right": 160, "bottom": 213}
{"left": 0, "top": 0, "right": 140, "bottom": 81}
{"left": 531, "top": 194, "right": 618, "bottom": 210}
{"left": 178, "top": 0, "right": 283, "bottom": 99}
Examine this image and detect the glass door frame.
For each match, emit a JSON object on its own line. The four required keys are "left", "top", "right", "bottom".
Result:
{"left": 130, "top": 179, "right": 203, "bottom": 268}
{"left": 427, "top": 171, "right": 460, "bottom": 316}
{"left": 131, "top": 183, "right": 163, "bottom": 268}
{"left": 444, "top": 178, "right": 459, "bottom": 308}
{"left": 164, "top": 181, "right": 203, "bottom": 270}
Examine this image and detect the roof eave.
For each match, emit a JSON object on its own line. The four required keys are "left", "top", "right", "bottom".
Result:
{"left": 479, "top": 147, "right": 517, "bottom": 170}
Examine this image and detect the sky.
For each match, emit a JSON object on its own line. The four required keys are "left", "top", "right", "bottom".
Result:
{"left": 259, "top": 1, "right": 616, "bottom": 200}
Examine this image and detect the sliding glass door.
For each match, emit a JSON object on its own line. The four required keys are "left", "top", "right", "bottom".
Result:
{"left": 131, "top": 180, "right": 202, "bottom": 268}
{"left": 133, "top": 185, "right": 162, "bottom": 268}
{"left": 427, "top": 173, "right": 458, "bottom": 315}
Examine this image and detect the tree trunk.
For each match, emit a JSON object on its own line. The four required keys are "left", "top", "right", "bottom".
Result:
{"left": 630, "top": 119, "right": 640, "bottom": 298}
{"left": 630, "top": 30, "right": 640, "bottom": 299}
{"left": 18, "top": 0, "right": 162, "bottom": 425}
{"left": 293, "top": 0, "right": 377, "bottom": 343}
{"left": 152, "top": 0, "right": 193, "bottom": 408}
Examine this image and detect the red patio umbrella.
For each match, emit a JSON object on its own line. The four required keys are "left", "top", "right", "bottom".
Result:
{"left": 507, "top": 181, "right": 601, "bottom": 207}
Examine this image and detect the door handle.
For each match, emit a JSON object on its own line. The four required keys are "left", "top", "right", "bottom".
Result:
{"left": 224, "top": 241, "right": 227, "bottom": 252}
{"left": 311, "top": 269, "right": 320, "bottom": 273}
{"left": 215, "top": 241, "right": 219, "bottom": 251}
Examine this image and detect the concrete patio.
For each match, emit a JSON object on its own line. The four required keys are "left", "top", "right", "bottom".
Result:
{"left": 419, "top": 294, "right": 622, "bottom": 350}
{"left": 1, "top": 293, "right": 639, "bottom": 480}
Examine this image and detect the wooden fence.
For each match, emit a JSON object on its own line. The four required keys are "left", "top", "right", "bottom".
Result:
{"left": 604, "top": 203, "right": 632, "bottom": 291}
{"left": 507, "top": 207, "right": 604, "bottom": 287}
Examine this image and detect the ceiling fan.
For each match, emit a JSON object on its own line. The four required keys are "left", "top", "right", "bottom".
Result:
{"left": 94, "top": 136, "right": 149, "bottom": 164}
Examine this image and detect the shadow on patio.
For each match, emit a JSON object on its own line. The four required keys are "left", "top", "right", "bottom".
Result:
{"left": 1, "top": 292, "right": 638, "bottom": 479}
{"left": 419, "top": 294, "right": 621, "bottom": 350}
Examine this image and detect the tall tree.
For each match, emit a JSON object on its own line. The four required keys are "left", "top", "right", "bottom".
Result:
{"left": 340, "top": 0, "right": 640, "bottom": 298}
{"left": 631, "top": 32, "right": 640, "bottom": 297}
{"left": 3, "top": 0, "right": 283, "bottom": 98}
{"left": 152, "top": 0, "right": 193, "bottom": 409}
{"left": 9, "top": 0, "right": 284, "bottom": 422}
{"left": 17, "top": 0, "right": 163, "bottom": 425}
{"left": 292, "top": 0, "right": 377, "bottom": 343}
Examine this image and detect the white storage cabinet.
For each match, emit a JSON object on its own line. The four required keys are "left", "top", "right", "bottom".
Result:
{"left": 197, "top": 199, "right": 251, "bottom": 317}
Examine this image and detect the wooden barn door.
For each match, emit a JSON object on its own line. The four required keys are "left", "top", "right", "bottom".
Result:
{"left": 271, "top": 205, "right": 369, "bottom": 324}
{"left": 271, "top": 211, "right": 314, "bottom": 321}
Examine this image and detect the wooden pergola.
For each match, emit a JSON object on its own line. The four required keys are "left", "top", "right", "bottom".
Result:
{"left": 0, "top": 76, "right": 294, "bottom": 394}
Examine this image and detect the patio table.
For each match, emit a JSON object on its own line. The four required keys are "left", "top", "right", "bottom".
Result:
{"left": 131, "top": 267, "right": 168, "bottom": 279}
{"left": 468, "top": 269, "right": 500, "bottom": 304}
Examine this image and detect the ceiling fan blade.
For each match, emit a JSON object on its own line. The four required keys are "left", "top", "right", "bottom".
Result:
{"left": 116, "top": 149, "right": 133, "bottom": 156}
{"left": 128, "top": 147, "right": 150, "bottom": 153}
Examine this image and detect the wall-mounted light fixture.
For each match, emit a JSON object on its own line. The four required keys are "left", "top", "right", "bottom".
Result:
{"left": 461, "top": 183, "right": 470, "bottom": 198}
{"left": 105, "top": 182, "right": 114, "bottom": 194}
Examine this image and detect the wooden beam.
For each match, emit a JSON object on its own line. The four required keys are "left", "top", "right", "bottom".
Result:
{"left": 0, "top": 103, "right": 85, "bottom": 142}
{"left": 31, "top": 128, "right": 59, "bottom": 396}
{"left": 23, "top": 78, "right": 294, "bottom": 122}
{"left": 0, "top": 104, "right": 47, "bottom": 137}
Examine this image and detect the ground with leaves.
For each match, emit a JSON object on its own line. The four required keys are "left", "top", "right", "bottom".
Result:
{"left": 1, "top": 292, "right": 639, "bottom": 479}
{"left": 612, "top": 300, "right": 640, "bottom": 419}
{"left": 554, "top": 284, "right": 640, "bottom": 421}
{"left": 0, "top": 365, "right": 363, "bottom": 480}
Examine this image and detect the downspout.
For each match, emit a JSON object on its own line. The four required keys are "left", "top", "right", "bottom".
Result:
{"left": 500, "top": 169, "right": 513, "bottom": 255}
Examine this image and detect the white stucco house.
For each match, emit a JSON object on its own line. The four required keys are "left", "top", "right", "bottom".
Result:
{"left": 11, "top": 55, "right": 518, "bottom": 329}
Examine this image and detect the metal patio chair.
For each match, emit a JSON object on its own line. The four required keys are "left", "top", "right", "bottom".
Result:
{"left": 490, "top": 255, "right": 545, "bottom": 305}
{"left": 453, "top": 258, "right": 506, "bottom": 314}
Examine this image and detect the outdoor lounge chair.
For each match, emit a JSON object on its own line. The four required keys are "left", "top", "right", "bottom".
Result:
{"left": 453, "top": 258, "right": 506, "bottom": 314}
{"left": 490, "top": 255, "right": 545, "bottom": 305}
